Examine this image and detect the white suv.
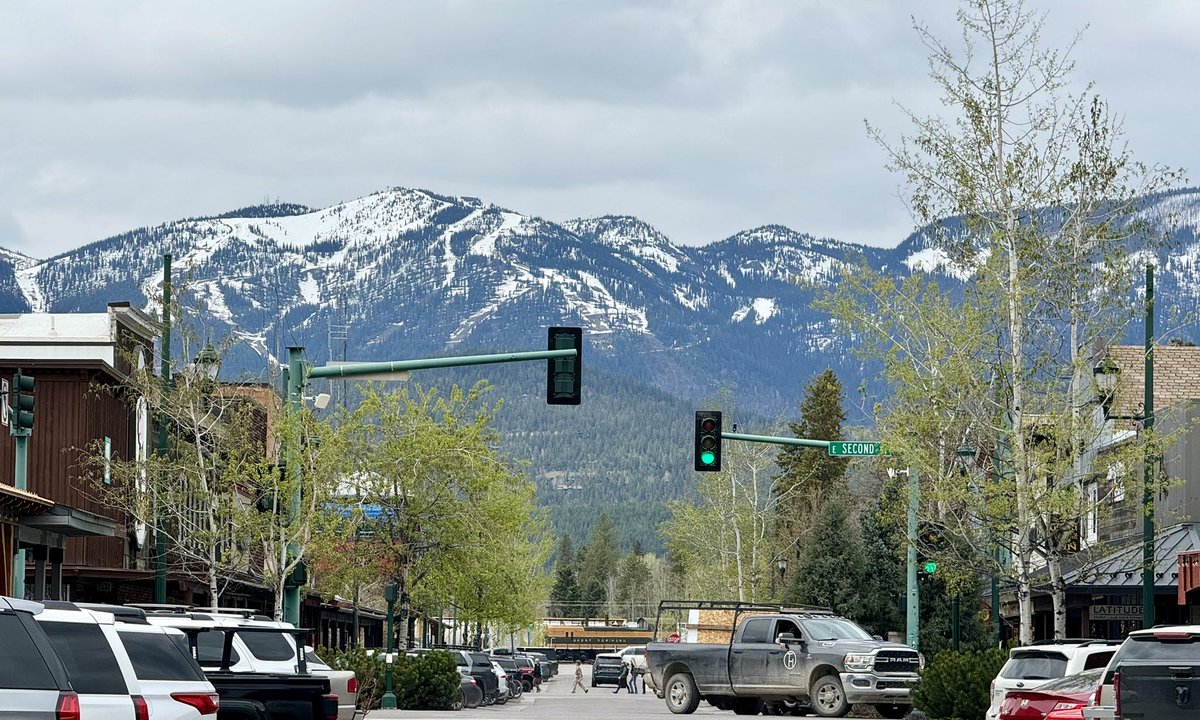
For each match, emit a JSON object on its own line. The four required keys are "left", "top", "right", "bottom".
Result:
{"left": 35, "top": 602, "right": 147, "bottom": 720}
{"left": 986, "top": 640, "right": 1120, "bottom": 720}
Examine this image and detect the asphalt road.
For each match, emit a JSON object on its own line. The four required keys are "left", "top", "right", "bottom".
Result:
{"left": 364, "top": 665, "right": 893, "bottom": 719}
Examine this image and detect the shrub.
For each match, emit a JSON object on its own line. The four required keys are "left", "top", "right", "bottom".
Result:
{"left": 911, "top": 648, "right": 1007, "bottom": 720}
{"left": 314, "top": 646, "right": 460, "bottom": 711}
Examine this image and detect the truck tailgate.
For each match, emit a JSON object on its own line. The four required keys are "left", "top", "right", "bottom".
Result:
{"left": 1118, "top": 663, "right": 1200, "bottom": 718}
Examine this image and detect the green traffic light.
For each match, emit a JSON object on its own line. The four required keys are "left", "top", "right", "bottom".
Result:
{"left": 700, "top": 451, "right": 716, "bottom": 466}
{"left": 924, "top": 561, "right": 938, "bottom": 574}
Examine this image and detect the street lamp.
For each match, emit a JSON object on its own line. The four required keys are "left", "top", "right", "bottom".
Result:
{"left": 771, "top": 556, "right": 789, "bottom": 600}
{"left": 192, "top": 342, "right": 221, "bottom": 381}
{"left": 381, "top": 582, "right": 398, "bottom": 709}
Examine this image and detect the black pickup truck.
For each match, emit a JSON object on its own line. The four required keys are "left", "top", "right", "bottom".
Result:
{"left": 184, "top": 625, "right": 336, "bottom": 720}
{"left": 1116, "top": 662, "right": 1200, "bottom": 718}
{"left": 646, "top": 601, "right": 920, "bottom": 718}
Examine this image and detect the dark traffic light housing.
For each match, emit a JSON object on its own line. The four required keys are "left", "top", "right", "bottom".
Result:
{"left": 11, "top": 371, "right": 34, "bottom": 435}
{"left": 694, "top": 410, "right": 722, "bottom": 471}
{"left": 546, "top": 326, "right": 582, "bottom": 405}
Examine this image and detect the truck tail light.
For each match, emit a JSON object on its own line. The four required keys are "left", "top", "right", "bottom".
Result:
{"left": 172, "top": 692, "right": 220, "bottom": 715}
{"left": 56, "top": 693, "right": 81, "bottom": 720}
{"left": 347, "top": 675, "right": 358, "bottom": 694}
{"left": 132, "top": 695, "right": 150, "bottom": 720}
{"left": 323, "top": 694, "right": 338, "bottom": 720}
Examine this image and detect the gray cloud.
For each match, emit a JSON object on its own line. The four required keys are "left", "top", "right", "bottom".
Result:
{"left": 0, "top": 0, "right": 1196, "bottom": 257}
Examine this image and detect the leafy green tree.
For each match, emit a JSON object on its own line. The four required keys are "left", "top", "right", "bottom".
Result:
{"left": 848, "top": 0, "right": 1183, "bottom": 642}
{"left": 550, "top": 535, "right": 582, "bottom": 617}
{"left": 330, "top": 381, "right": 550, "bottom": 647}
{"left": 856, "top": 496, "right": 905, "bottom": 639}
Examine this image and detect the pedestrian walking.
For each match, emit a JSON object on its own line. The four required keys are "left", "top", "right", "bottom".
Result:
{"left": 571, "top": 660, "right": 589, "bottom": 694}
{"left": 633, "top": 663, "right": 646, "bottom": 694}
{"left": 626, "top": 661, "right": 637, "bottom": 694}
{"left": 613, "top": 662, "right": 629, "bottom": 693}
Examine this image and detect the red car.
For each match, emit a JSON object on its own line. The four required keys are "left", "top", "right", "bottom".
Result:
{"left": 998, "top": 668, "right": 1103, "bottom": 719}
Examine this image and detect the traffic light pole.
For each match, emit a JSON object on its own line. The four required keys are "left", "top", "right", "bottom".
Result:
{"left": 281, "top": 343, "right": 581, "bottom": 625}
{"left": 155, "top": 253, "right": 171, "bottom": 604}
{"left": 12, "top": 434, "right": 28, "bottom": 597}
{"left": 905, "top": 468, "right": 919, "bottom": 650}
{"left": 719, "top": 431, "right": 830, "bottom": 450}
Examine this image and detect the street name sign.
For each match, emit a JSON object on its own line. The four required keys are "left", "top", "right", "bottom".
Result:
{"left": 827, "top": 441, "right": 884, "bottom": 457}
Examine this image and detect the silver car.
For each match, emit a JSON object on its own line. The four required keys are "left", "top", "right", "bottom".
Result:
{"left": 0, "top": 596, "right": 76, "bottom": 719}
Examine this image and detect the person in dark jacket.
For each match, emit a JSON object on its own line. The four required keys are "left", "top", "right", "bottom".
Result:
{"left": 613, "top": 662, "right": 629, "bottom": 693}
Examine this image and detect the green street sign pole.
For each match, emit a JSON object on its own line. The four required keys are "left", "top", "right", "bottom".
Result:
{"left": 907, "top": 467, "right": 920, "bottom": 650}
{"left": 282, "top": 344, "right": 581, "bottom": 625}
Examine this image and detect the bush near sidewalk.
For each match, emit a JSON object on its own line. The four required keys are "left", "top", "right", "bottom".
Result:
{"left": 317, "top": 646, "right": 460, "bottom": 711}
{"left": 910, "top": 648, "right": 1007, "bottom": 720}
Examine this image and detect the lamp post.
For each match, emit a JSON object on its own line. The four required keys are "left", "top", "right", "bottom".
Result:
{"left": 771, "top": 556, "right": 789, "bottom": 600}
{"left": 381, "top": 582, "right": 398, "bottom": 709}
{"left": 154, "top": 254, "right": 172, "bottom": 604}
{"left": 956, "top": 443, "right": 1002, "bottom": 647}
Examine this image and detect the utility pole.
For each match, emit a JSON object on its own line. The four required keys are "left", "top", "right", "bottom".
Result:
{"left": 155, "top": 254, "right": 171, "bottom": 604}
{"left": 1143, "top": 264, "right": 1156, "bottom": 628}
{"left": 905, "top": 468, "right": 919, "bottom": 650}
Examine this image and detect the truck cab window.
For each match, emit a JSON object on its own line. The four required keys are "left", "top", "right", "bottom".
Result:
{"left": 741, "top": 618, "right": 773, "bottom": 644}
{"left": 775, "top": 620, "right": 801, "bottom": 640}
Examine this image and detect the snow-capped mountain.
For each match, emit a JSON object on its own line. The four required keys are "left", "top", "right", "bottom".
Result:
{"left": 4, "top": 186, "right": 1200, "bottom": 417}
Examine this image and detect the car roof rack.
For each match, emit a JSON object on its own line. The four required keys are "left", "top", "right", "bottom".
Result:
{"left": 40, "top": 600, "right": 82, "bottom": 611}
{"left": 74, "top": 603, "right": 149, "bottom": 624}
{"left": 127, "top": 603, "right": 192, "bottom": 611}
{"left": 188, "top": 607, "right": 264, "bottom": 619}
{"left": 1029, "top": 638, "right": 1096, "bottom": 646}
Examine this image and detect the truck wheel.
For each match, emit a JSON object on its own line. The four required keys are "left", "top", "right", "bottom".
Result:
{"left": 664, "top": 673, "right": 701, "bottom": 714}
{"left": 873, "top": 705, "right": 908, "bottom": 719}
{"left": 732, "top": 698, "right": 762, "bottom": 715}
{"left": 810, "top": 675, "right": 849, "bottom": 717}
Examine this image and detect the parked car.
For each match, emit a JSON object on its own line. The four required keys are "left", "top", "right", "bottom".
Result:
{"left": 305, "top": 646, "right": 359, "bottom": 720}
{"left": 1085, "top": 625, "right": 1200, "bottom": 720}
{"left": 0, "top": 596, "right": 78, "bottom": 720}
{"left": 986, "top": 640, "right": 1118, "bottom": 720}
{"left": 489, "top": 660, "right": 509, "bottom": 704}
{"left": 998, "top": 668, "right": 1103, "bottom": 720}
{"left": 491, "top": 657, "right": 524, "bottom": 699}
{"left": 457, "top": 671, "right": 483, "bottom": 710}
{"left": 592, "top": 653, "right": 624, "bottom": 687}
{"left": 35, "top": 601, "right": 148, "bottom": 720}
{"left": 512, "top": 656, "right": 537, "bottom": 691}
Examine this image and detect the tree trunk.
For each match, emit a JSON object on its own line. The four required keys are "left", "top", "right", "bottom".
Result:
{"left": 1049, "top": 554, "right": 1067, "bottom": 639}
{"left": 731, "top": 471, "right": 746, "bottom": 602}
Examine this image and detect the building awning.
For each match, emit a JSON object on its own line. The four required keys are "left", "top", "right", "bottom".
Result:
{"left": 21, "top": 504, "right": 117, "bottom": 537}
{"left": 0, "top": 484, "right": 54, "bottom": 521}
{"left": 1065, "top": 522, "right": 1200, "bottom": 589}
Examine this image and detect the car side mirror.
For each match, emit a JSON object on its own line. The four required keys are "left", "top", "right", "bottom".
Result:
{"left": 872, "top": 635, "right": 883, "bottom": 641}
{"left": 775, "top": 633, "right": 800, "bottom": 646}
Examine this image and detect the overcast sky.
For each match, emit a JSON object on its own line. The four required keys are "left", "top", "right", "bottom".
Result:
{"left": 1, "top": 1, "right": 1197, "bottom": 258}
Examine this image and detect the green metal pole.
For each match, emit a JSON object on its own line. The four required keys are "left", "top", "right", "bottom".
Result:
{"left": 720, "top": 431, "right": 830, "bottom": 449}
{"left": 306, "top": 348, "right": 577, "bottom": 380}
{"left": 155, "top": 254, "right": 171, "bottom": 604}
{"left": 906, "top": 467, "right": 919, "bottom": 650}
{"left": 1143, "top": 264, "right": 1155, "bottom": 628}
{"left": 12, "top": 436, "right": 27, "bottom": 596}
{"left": 381, "top": 585, "right": 397, "bottom": 709}
{"left": 283, "top": 347, "right": 304, "bottom": 626}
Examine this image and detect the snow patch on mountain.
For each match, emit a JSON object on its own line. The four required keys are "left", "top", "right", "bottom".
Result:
{"left": 732, "top": 298, "right": 777, "bottom": 324}
{"left": 904, "top": 247, "right": 974, "bottom": 281}
{"left": 15, "top": 266, "right": 47, "bottom": 313}
{"left": 298, "top": 275, "right": 320, "bottom": 305}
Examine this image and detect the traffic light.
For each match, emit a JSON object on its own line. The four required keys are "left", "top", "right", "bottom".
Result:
{"left": 694, "top": 410, "right": 722, "bottom": 471}
{"left": 546, "top": 326, "right": 582, "bottom": 405}
{"left": 11, "top": 371, "right": 34, "bottom": 435}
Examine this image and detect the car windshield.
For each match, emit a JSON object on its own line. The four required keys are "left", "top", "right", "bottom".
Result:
{"left": 1001, "top": 651, "right": 1068, "bottom": 680}
{"left": 1031, "top": 668, "right": 1104, "bottom": 694}
{"left": 802, "top": 618, "right": 873, "bottom": 641}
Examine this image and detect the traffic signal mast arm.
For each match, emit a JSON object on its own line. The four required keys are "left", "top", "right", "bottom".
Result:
{"left": 720, "top": 431, "right": 830, "bottom": 449}
{"left": 306, "top": 348, "right": 578, "bottom": 380}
